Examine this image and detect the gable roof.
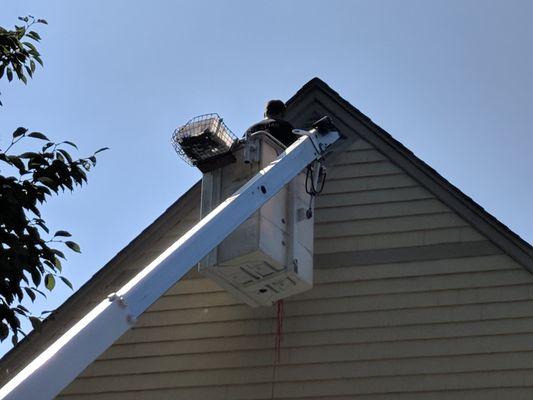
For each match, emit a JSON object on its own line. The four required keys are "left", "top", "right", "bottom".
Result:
{"left": 286, "top": 78, "right": 533, "bottom": 271}
{"left": 1, "top": 77, "right": 532, "bottom": 385}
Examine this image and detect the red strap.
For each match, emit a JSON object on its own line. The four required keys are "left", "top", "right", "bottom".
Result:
{"left": 275, "top": 300, "right": 284, "bottom": 362}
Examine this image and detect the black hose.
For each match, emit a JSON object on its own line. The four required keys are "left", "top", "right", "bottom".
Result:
{"left": 305, "top": 164, "right": 327, "bottom": 219}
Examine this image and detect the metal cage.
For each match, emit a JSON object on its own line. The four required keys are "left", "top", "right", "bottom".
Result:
{"left": 172, "top": 114, "right": 237, "bottom": 169}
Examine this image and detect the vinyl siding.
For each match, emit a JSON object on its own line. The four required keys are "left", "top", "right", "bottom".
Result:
{"left": 57, "top": 138, "right": 533, "bottom": 399}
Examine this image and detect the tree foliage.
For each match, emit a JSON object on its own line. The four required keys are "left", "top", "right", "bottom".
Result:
{"left": 0, "top": 16, "right": 107, "bottom": 345}
{"left": 0, "top": 16, "right": 46, "bottom": 104}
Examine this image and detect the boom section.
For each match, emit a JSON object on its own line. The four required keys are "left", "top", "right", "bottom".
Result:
{"left": 0, "top": 127, "right": 340, "bottom": 400}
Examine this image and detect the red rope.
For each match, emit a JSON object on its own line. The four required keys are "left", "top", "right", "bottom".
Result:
{"left": 271, "top": 300, "right": 285, "bottom": 399}
{"left": 275, "top": 300, "right": 284, "bottom": 362}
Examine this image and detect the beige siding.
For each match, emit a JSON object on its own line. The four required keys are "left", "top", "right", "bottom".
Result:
{"left": 58, "top": 138, "right": 533, "bottom": 399}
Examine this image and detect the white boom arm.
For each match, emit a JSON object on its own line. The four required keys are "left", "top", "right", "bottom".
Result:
{"left": 0, "top": 125, "right": 340, "bottom": 400}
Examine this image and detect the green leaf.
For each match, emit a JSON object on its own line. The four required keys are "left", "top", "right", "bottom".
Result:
{"left": 11, "top": 334, "right": 18, "bottom": 346}
{"left": 81, "top": 160, "right": 91, "bottom": 171}
{"left": 6, "top": 67, "right": 13, "bottom": 82}
{"left": 29, "top": 317, "right": 42, "bottom": 332}
{"left": 7, "top": 155, "right": 25, "bottom": 170}
{"left": 74, "top": 166, "right": 88, "bottom": 183}
{"left": 43, "top": 259, "right": 59, "bottom": 272}
{"left": 13, "top": 308, "right": 26, "bottom": 316}
{"left": 30, "top": 268, "right": 41, "bottom": 286}
{"left": 28, "top": 132, "right": 49, "bottom": 141}
{"left": 54, "top": 230, "right": 71, "bottom": 237}
{"left": 29, "top": 203, "right": 42, "bottom": 217}
{"left": 16, "top": 305, "right": 29, "bottom": 313}
{"left": 32, "top": 287, "right": 47, "bottom": 299}
{"left": 62, "top": 141, "right": 78, "bottom": 149}
{"left": 36, "top": 220, "right": 49, "bottom": 234}
{"left": 30, "top": 59, "right": 36, "bottom": 73}
{"left": 19, "top": 152, "right": 38, "bottom": 159}
{"left": 52, "top": 249, "right": 65, "bottom": 259}
{"left": 58, "top": 149, "right": 73, "bottom": 163}
{"left": 94, "top": 147, "right": 110, "bottom": 154}
{"left": 60, "top": 276, "right": 73, "bottom": 290}
{"left": 37, "top": 19, "right": 48, "bottom": 25}
{"left": 65, "top": 241, "right": 81, "bottom": 253}
{"left": 42, "top": 142, "right": 54, "bottom": 151}
{"left": 24, "top": 287, "right": 36, "bottom": 302}
{"left": 22, "top": 41, "right": 38, "bottom": 53}
{"left": 36, "top": 176, "right": 56, "bottom": 187}
{"left": 44, "top": 274, "right": 55, "bottom": 291}
{"left": 27, "top": 31, "right": 41, "bottom": 41}
{"left": 12, "top": 127, "right": 28, "bottom": 138}
{"left": 0, "top": 323, "right": 8, "bottom": 341}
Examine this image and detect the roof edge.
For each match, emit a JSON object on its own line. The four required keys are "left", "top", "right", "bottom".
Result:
{"left": 0, "top": 182, "right": 201, "bottom": 380}
{"left": 287, "top": 77, "right": 533, "bottom": 272}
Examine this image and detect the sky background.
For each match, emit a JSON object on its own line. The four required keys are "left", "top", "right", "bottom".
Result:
{"left": 0, "top": 0, "right": 532, "bottom": 355}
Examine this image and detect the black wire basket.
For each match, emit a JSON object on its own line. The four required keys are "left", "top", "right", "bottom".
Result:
{"left": 172, "top": 114, "right": 237, "bottom": 172}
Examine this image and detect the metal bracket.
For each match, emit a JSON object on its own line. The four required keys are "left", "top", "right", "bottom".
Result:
{"left": 107, "top": 293, "right": 137, "bottom": 326}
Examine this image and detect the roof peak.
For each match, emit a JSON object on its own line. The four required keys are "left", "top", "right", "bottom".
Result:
{"left": 286, "top": 77, "right": 533, "bottom": 272}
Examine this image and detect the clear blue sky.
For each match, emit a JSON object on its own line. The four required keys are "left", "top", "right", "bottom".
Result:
{"left": 1, "top": 0, "right": 532, "bottom": 354}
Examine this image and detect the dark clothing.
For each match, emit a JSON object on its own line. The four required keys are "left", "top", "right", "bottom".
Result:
{"left": 245, "top": 118, "right": 299, "bottom": 147}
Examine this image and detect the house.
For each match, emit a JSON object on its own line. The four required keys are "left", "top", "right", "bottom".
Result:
{"left": 2, "top": 77, "right": 533, "bottom": 399}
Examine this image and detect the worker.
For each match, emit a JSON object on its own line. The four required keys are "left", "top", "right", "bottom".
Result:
{"left": 245, "top": 100, "right": 300, "bottom": 147}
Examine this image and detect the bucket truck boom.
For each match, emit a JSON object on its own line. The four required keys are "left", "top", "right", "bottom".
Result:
{"left": 0, "top": 118, "right": 341, "bottom": 400}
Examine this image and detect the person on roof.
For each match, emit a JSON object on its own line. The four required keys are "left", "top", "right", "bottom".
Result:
{"left": 245, "top": 100, "right": 300, "bottom": 147}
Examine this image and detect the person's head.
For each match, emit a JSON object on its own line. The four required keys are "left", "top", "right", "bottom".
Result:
{"left": 264, "top": 99, "right": 286, "bottom": 119}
